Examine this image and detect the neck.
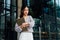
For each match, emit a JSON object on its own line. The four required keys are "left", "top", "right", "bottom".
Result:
{"left": 23, "top": 15, "right": 28, "bottom": 19}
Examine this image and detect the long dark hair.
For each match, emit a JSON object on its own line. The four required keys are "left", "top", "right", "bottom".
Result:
{"left": 20, "top": 5, "right": 29, "bottom": 18}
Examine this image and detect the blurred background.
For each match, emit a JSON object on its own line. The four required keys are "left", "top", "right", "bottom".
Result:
{"left": 0, "top": 0, "right": 60, "bottom": 40}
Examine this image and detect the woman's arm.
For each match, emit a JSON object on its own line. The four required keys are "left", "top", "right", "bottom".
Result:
{"left": 15, "top": 23, "right": 22, "bottom": 32}
{"left": 28, "top": 16, "right": 35, "bottom": 27}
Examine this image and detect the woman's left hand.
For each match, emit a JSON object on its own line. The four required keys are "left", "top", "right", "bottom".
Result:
{"left": 25, "top": 22, "right": 29, "bottom": 27}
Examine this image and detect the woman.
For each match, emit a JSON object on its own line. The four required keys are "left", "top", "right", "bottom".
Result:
{"left": 15, "top": 6, "right": 35, "bottom": 40}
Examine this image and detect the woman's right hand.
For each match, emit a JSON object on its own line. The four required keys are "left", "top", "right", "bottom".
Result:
{"left": 20, "top": 22, "right": 29, "bottom": 29}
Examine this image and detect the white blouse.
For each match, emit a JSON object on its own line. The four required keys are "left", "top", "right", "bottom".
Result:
{"left": 15, "top": 15, "right": 35, "bottom": 33}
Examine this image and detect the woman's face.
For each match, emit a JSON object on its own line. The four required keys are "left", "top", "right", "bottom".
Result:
{"left": 23, "top": 7, "right": 29, "bottom": 16}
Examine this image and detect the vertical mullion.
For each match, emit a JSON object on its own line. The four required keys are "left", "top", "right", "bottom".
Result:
{"left": 16, "top": 0, "right": 18, "bottom": 18}
{"left": 10, "top": 0, "right": 14, "bottom": 40}
{"left": 0, "top": 1, "right": 1, "bottom": 40}
{"left": 5, "top": 0, "right": 7, "bottom": 40}
{"left": 54, "top": 0, "right": 57, "bottom": 40}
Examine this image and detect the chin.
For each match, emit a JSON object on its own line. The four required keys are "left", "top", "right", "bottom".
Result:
{"left": 25, "top": 14, "right": 28, "bottom": 16}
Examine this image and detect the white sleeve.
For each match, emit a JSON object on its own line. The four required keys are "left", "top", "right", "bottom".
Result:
{"left": 15, "top": 23, "right": 22, "bottom": 32}
{"left": 28, "top": 16, "right": 35, "bottom": 27}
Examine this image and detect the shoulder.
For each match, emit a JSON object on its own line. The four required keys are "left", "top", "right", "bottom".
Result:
{"left": 28, "top": 15, "right": 32, "bottom": 18}
{"left": 28, "top": 15, "right": 33, "bottom": 20}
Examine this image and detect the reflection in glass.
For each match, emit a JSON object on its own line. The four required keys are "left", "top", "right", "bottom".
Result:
{"left": 6, "top": 0, "right": 10, "bottom": 9}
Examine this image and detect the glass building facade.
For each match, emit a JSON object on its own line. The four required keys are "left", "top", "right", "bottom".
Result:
{"left": 0, "top": 0, "right": 17, "bottom": 40}
{"left": 0, "top": 0, "right": 60, "bottom": 40}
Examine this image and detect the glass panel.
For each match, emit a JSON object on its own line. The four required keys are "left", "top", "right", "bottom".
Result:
{"left": 0, "top": 0, "right": 5, "bottom": 40}
{"left": 30, "top": 0, "right": 59, "bottom": 40}
{"left": 0, "top": 16, "right": 5, "bottom": 40}
{"left": 56, "top": 0, "right": 60, "bottom": 40}
{"left": 6, "top": 0, "right": 10, "bottom": 9}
